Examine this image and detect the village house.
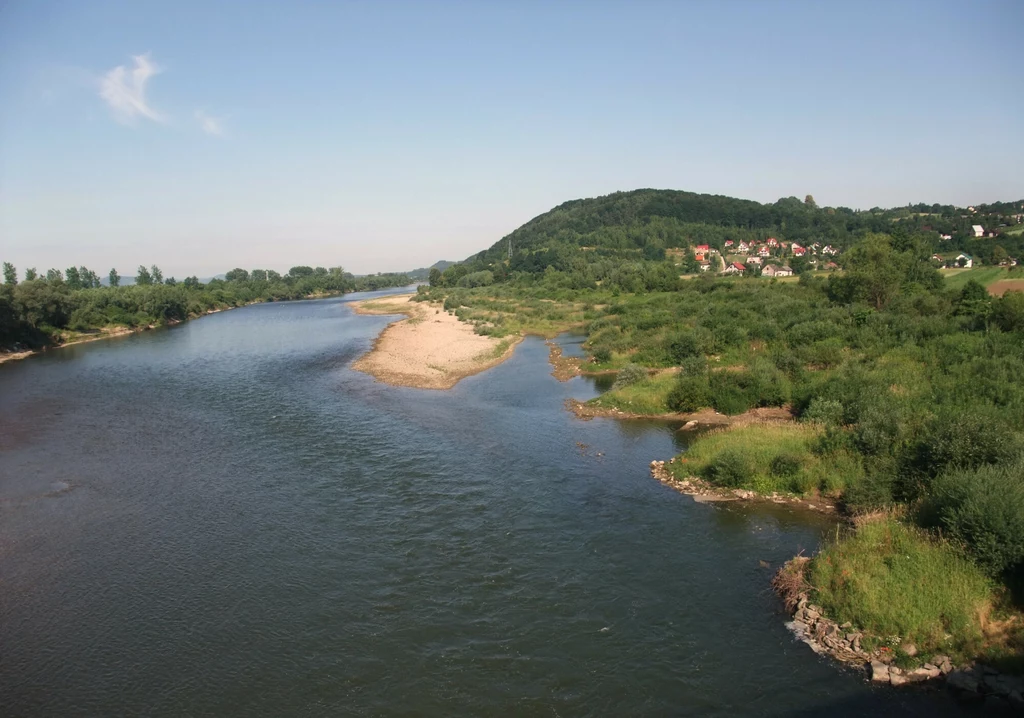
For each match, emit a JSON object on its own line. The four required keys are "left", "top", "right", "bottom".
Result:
{"left": 824, "top": 261, "right": 840, "bottom": 271}
{"left": 736, "top": 241, "right": 750, "bottom": 253}
{"left": 724, "top": 240, "right": 734, "bottom": 249}
{"left": 972, "top": 225, "right": 985, "bottom": 238}
{"left": 821, "top": 245, "right": 838, "bottom": 255}
{"left": 766, "top": 237, "right": 779, "bottom": 248}
{"left": 791, "top": 243, "right": 807, "bottom": 257}
{"left": 722, "top": 262, "right": 746, "bottom": 275}
{"left": 758, "top": 245, "right": 771, "bottom": 258}
{"left": 699, "top": 261, "right": 712, "bottom": 272}
{"left": 956, "top": 253, "right": 974, "bottom": 268}
{"left": 745, "top": 255, "right": 763, "bottom": 266}
{"left": 695, "top": 244, "right": 710, "bottom": 253}
{"left": 762, "top": 264, "right": 793, "bottom": 278}
{"left": 940, "top": 234, "right": 952, "bottom": 241}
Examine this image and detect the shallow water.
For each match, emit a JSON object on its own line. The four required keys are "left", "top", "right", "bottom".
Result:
{"left": 0, "top": 290, "right": 970, "bottom": 716}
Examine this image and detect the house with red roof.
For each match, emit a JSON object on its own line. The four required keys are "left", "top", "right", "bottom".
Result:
{"left": 791, "top": 243, "right": 807, "bottom": 257}
{"left": 766, "top": 237, "right": 779, "bottom": 247}
{"left": 758, "top": 245, "right": 771, "bottom": 258}
{"left": 722, "top": 262, "right": 746, "bottom": 275}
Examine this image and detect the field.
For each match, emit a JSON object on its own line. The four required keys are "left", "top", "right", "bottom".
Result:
{"left": 940, "top": 266, "right": 1018, "bottom": 292}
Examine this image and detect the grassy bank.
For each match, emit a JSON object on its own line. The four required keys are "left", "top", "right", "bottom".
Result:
{"left": 665, "top": 423, "right": 865, "bottom": 497}
{"left": 807, "top": 519, "right": 1023, "bottom": 669}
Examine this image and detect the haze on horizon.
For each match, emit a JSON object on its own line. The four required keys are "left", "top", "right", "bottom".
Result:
{"left": 1, "top": 0, "right": 1021, "bottom": 278}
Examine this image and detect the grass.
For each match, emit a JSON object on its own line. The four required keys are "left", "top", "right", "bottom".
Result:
{"left": 941, "top": 266, "right": 1013, "bottom": 290}
{"left": 809, "top": 519, "right": 997, "bottom": 663}
{"left": 667, "top": 422, "right": 864, "bottom": 496}
{"left": 586, "top": 372, "right": 677, "bottom": 414}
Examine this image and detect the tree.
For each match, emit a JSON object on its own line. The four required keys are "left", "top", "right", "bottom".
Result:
{"left": 804, "top": 194, "right": 817, "bottom": 208}
{"left": 225, "top": 268, "right": 249, "bottom": 282}
{"left": 136, "top": 265, "right": 153, "bottom": 286}
{"left": 288, "top": 266, "right": 314, "bottom": 279}
{"left": 65, "top": 266, "right": 82, "bottom": 290}
{"left": 428, "top": 267, "right": 443, "bottom": 286}
{"left": 151, "top": 265, "right": 163, "bottom": 284}
{"left": 25, "top": 268, "right": 38, "bottom": 281}
{"left": 165, "top": 277, "right": 177, "bottom": 286}
{"left": 109, "top": 268, "right": 120, "bottom": 287}
{"left": 183, "top": 276, "right": 200, "bottom": 289}
{"left": 46, "top": 268, "right": 64, "bottom": 283}
{"left": 3, "top": 262, "right": 16, "bottom": 285}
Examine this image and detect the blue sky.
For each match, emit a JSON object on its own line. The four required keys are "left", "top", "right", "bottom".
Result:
{"left": 1, "top": 0, "right": 1022, "bottom": 277}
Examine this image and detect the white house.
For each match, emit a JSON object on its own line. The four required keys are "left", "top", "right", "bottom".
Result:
{"left": 722, "top": 262, "right": 746, "bottom": 275}
{"left": 972, "top": 225, "right": 985, "bottom": 238}
{"left": 821, "top": 245, "right": 838, "bottom": 256}
{"left": 745, "top": 255, "right": 763, "bottom": 266}
{"left": 762, "top": 264, "right": 793, "bottom": 278}
{"left": 955, "top": 253, "right": 974, "bottom": 268}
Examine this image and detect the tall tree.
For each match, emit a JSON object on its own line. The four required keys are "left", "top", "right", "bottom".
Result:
{"left": 225, "top": 268, "right": 249, "bottom": 282}
{"left": 804, "top": 194, "right": 817, "bottom": 208}
{"left": 46, "top": 268, "right": 64, "bottom": 283}
{"left": 151, "top": 265, "right": 163, "bottom": 284}
{"left": 65, "top": 266, "right": 82, "bottom": 290}
{"left": 25, "top": 268, "right": 38, "bottom": 281}
{"left": 2, "top": 262, "right": 16, "bottom": 285}
{"left": 136, "top": 265, "right": 153, "bottom": 286}
{"left": 109, "top": 268, "right": 120, "bottom": 287}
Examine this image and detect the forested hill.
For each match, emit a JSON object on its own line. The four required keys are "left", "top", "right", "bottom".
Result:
{"left": 470, "top": 189, "right": 1023, "bottom": 262}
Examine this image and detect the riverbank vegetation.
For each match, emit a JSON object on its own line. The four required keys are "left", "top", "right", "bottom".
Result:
{"left": 414, "top": 188, "right": 1024, "bottom": 671}
{"left": 0, "top": 263, "right": 411, "bottom": 352}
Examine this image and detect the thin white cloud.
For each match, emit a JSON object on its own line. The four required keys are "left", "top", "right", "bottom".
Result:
{"left": 194, "top": 110, "right": 225, "bottom": 136}
{"left": 99, "top": 53, "right": 164, "bottom": 124}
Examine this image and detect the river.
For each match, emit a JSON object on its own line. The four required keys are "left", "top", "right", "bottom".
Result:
{"left": 0, "top": 290, "right": 968, "bottom": 716}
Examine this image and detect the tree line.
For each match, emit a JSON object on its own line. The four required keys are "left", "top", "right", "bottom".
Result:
{"left": 1, "top": 261, "right": 411, "bottom": 351}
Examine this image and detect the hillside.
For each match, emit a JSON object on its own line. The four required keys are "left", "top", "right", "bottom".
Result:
{"left": 469, "top": 189, "right": 1023, "bottom": 264}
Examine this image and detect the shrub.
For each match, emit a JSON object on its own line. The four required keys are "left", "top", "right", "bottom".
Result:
{"left": 770, "top": 452, "right": 803, "bottom": 478}
{"left": 803, "top": 397, "right": 844, "bottom": 425}
{"left": 666, "top": 374, "right": 711, "bottom": 413}
{"left": 611, "top": 363, "right": 647, "bottom": 391}
{"left": 702, "top": 449, "right": 753, "bottom": 488}
{"left": 926, "top": 458, "right": 1024, "bottom": 582}
{"left": 592, "top": 346, "right": 611, "bottom": 364}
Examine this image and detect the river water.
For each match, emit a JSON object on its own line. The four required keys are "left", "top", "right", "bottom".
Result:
{"left": 0, "top": 290, "right": 970, "bottom": 716}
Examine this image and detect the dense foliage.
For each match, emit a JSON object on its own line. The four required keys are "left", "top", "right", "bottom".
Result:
{"left": 427, "top": 189, "right": 1024, "bottom": 289}
{"left": 0, "top": 263, "right": 411, "bottom": 350}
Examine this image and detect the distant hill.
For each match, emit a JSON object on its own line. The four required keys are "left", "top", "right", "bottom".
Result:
{"left": 405, "top": 260, "right": 456, "bottom": 281}
{"left": 468, "top": 189, "right": 1023, "bottom": 262}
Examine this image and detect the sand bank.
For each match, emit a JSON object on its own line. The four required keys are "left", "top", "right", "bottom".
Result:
{"left": 350, "top": 294, "right": 521, "bottom": 390}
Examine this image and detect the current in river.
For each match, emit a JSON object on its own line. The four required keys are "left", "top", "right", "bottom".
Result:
{"left": 0, "top": 290, "right": 969, "bottom": 716}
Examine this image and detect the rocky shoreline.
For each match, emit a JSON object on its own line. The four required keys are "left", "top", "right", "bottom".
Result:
{"left": 649, "top": 457, "right": 838, "bottom": 513}
{"left": 650, "top": 455, "right": 1024, "bottom": 710}
{"left": 775, "top": 558, "right": 1024, "bottom": 710}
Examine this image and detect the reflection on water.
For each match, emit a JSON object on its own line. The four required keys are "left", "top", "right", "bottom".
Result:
{"left": 0, "top": 292, "right": 966, "bottom": 717}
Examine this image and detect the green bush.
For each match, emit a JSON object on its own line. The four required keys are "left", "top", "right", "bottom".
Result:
{"left": 666, "top": 374, "right": 711, "bottom": 413}
{"left": 926, "top": 458, "right": 1024, "bottom": 582}
{"left": 701, "top": 450, "right": 753, "bottom": 488}
{"left": 611, "top": 363, "right": 647, "bottom": 390}
{"left": 591, "top": 346, "right": 611, "bottom": 364}
{"left": 803, "top": 397, "right": 844, "bottom": 425}
{"left": 770, "top": 452, "right": 803, "bottom": 478}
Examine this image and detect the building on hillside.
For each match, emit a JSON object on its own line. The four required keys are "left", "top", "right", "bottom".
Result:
{"left": 766, "top": 237, "right": 779, "bottom": 247}
{"left": 745, "top": 255, "right": 763, "bottom": 266}
{"left": 791, "top": 244, "right": 807, "bottom": 257}
{"left": 972, "top": 225, "right": 985, "bottom": 237}
{"left": 955, "top": 253, "right": 974, "bottom": 268}
{"left": 758, "top": 245, "right": 771, "bottom": 258}
{"left": 762, "top": 264, "right": 793, "bottom": 278}
{"left": 724, "top": 240, "right": 734, "bottom": 248}
{"left": 722, "top": 262, "right": 746, "bottom": 275}
{"left": 699, "top": 261, "right": 712, "bottom": 272}
{"left": 824, "top": 261, "right": 840, "bottom": 271}
{"left": 821, "top": 245, "right": 838, "bottom": 255}
{"left": 736, "top": 241, "right": 750, "bottom": 253}
{"left": 940, "top": 234, "right": 952, "bottom": 241}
